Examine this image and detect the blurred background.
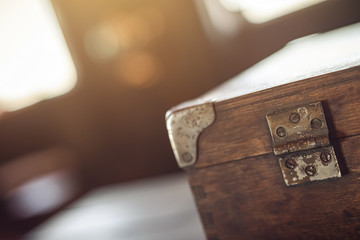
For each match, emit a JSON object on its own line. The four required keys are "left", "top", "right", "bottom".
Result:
{"left": 0, "top": 0, "right": 359, "bottom": 239}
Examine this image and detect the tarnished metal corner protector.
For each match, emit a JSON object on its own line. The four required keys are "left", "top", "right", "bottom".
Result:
{"left": 166, "top": 102, "right": 215, "bottom": 168}
{"left": 266, "top": 102, "right": 341, "bottom": 186}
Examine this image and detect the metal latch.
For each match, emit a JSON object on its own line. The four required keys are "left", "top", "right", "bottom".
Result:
{"left": 266, "top": 102, "right": 341, "bottom": 186}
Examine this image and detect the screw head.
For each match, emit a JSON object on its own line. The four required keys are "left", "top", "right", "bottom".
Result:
{"left": 276, "top": 127, "right": 286, "bottom": 137}
{"left": 320, "top": 152, "right": 331, "bottom": 163}
{"left": 305, "top": 165, "right": 317, "bottom": 176}
{"left": 285, "top": 158, "right": 296, "bottom": 169}
{"left": 289, "top": 112, "right": 300, "bottom": 123}
{"left": 182, "top": 152, "right": 193, "bottom": 163}
{"left": 310, "top": 118, "right": 322, "bottom": 129}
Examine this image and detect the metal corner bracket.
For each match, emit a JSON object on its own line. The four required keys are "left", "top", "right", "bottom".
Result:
{"left": 266, "top": 102, "right": 341, "bottom": 186}
{"left": 166, "top": 102, "right": 215, "bottom": 168}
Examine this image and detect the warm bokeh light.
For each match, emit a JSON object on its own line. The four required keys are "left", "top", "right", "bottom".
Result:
{"left": 84, "top": 7, "right": 166, "bottom": 62}
{"left": 0, "top": 0, "right": 77, "bottom": 111}
{"left": 219, "top": 0, "right": 325, "bottom": 23}
{"left": 115, "top": 51, "right": 163, "bottom": 88}
{"left": 84, "top": 24, "right": 120, "bottom": 62}
{"left": 0, "top": 0, "right": 356, "bottom": 238}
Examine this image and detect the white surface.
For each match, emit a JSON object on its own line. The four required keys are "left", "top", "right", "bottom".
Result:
{"left": 26, "top": 173, "right": 206, "bottom": 240}
{"left": 219, "top": 0, "right": 325, "bottom": 23}
{"left": 8, "top": 171, "right": 76, "bottom": 218}
{"left": 174, "top": 22, "right": 360, "bottom": 110}
{"left": 204, "top": 22, "right": 360, "bottom": 101}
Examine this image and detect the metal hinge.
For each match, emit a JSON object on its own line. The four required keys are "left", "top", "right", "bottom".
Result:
{"left": 266, "top": 102, "right": 341, "bottom": 186}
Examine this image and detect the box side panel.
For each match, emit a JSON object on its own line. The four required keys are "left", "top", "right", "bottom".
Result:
{"left": 188, "top": 135, "right": 360, "bottom": 240}
{"left": 196, "top": 66, "right": 360, "bottom": 168}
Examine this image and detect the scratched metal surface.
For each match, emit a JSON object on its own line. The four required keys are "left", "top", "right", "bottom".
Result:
{"left": 278, "top": 146, "right": 341, "bottom": 186}
{"left": 26, "top": 173, "right": 206, "bottom": 240}
{"left": 166, "top": 103, "right": 215, "bottom": 168}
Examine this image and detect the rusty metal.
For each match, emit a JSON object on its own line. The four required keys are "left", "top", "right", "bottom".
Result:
{"left": 289, "top": 112, "right": 300, "bottom": 123}
{"left": 305, "top": 165, "right": 317, "bottom": 176}
{"left": 266, "top": 102, "right": 329, "bottom": 156}
{"left": 166, "top": 102, "right": 215, "bottom": 168}
{"left": 276, "top": 127, "right": 286, "bottom": 137}
{"left": 285, "top": 158, "right": 296, "bottom": 169}
{"left": 320, "top": 152, "right": 331, "bottom": 164}
{"left": 311, "top": 118, "right": 323, "bottom": 129}
{"left": 266, "top": 102, "right": 341, "bottom": 186}
{"left": 278, "top": 146, "right": 340, "bottom": 186}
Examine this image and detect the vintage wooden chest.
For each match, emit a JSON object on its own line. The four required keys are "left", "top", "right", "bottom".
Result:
{"left": 166, "top": 23, "right": 360, "bottom": 239}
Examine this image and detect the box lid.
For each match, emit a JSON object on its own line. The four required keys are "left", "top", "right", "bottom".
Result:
{"left": 166, "top": 23, "right": 360, "bottom": 169}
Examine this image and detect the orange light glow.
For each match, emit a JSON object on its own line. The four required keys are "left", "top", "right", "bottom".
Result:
{"left": 84, "top": 7, "right": 166, "bottom": 62}
{"left": 115, "top": 51, "right": 163, "bottom": 88}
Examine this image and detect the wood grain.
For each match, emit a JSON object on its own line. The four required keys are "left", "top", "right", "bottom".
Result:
{"left": 183, "top": 66, "right": 360, "bottom": 239}
{"left": 196, "top": 66, "right": 360, "bottom": 168}
{"left": 188, "top": 135, "right": 360, "bottom": 240}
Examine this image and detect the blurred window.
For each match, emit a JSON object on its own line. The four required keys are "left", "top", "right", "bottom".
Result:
{"left": 0, "top": 0, "right": 77, "bottom": 112}
{"left": 219, "top": 0, "right": 326, "bottom": 23}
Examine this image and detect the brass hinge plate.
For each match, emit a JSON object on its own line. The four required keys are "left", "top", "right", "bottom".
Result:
{"left": 266, "top": 102, "right": 341, "bottom": 186}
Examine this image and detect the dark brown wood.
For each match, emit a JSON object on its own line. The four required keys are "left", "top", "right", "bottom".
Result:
{"left": 189, "top": 135, "right": 360, "bottom": 240}
{"left": 185, "top": 66, "right": 360, "bottom": 239}
{"left": 166, "top": 24, "right": 360, "bottom": 239}
{"left": 196, "top": 66, "right": 360, "bottom": 168}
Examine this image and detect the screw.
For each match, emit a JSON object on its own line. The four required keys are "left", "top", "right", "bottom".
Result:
{"left": 285, "top": 158, "right": 296, "bottom": 169}
{"left": 276, "top": 127, "right": 286, "bottom": 137}
{"left": 310, "top": 118, "right": 322, "bottom": 129}
{"left": 182, "top": 152, "right": 193, "bottom": 163}
{"left": 320, "top": 152, "right": 331, "bottom": 163}
{"left": 289, "top": 112, "right": 300, "bottom": 123}
{"left": 305, "top": 165, "right": 316, "bottom": 176}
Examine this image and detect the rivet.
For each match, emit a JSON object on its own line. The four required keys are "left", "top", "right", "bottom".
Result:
{"left": 276, "top": 127, "right": 286, "bottom": 137}
{"left": 305, "top": 165, "right": 316, "bottom": 176}
{"left": 285, "top": 158, "right": 296, "bottom": 169}
{"left": 310, "top": 118, "right": 322, "bottom": 129}
{"left": 320, "top": 152, "right": 331, "bottom": 163}
{"left": 289, "top": 112, "right": 300, "bottom": 123}
{"left": 182, "top": 152, "right": 193, "bottom": 163}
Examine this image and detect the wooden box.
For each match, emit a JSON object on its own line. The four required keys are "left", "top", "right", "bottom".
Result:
{"left": 166, "top": 23, "right": 360, "bottom": 239}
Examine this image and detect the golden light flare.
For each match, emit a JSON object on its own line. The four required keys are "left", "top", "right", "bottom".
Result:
{"left": 114, "top": 51, "right": 163, "bottom": 88}
{"left": 84, "top": 6, "right": 166, "bottom": 62}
